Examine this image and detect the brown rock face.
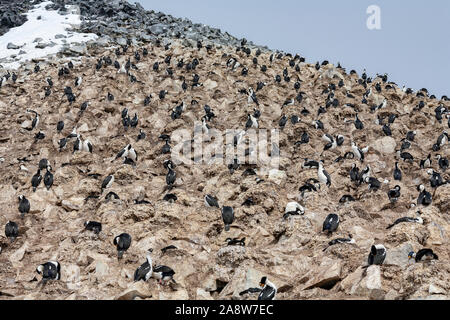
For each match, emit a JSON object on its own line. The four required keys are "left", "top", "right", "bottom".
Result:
{"left": 0, "top": 38, "right": 448, "bottom": 300}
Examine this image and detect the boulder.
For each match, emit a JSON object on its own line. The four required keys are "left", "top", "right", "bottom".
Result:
{"left": 115, "top": 282, "right": 152, "bottom": 300}
{"left": 304, "top": 258, "right": 341, "bottom": 290}
{"left": 384, "top": 243, "right": 413, "bottom": 267}
{"left": 371, "top": 136, "right": 397, "bottom": 154}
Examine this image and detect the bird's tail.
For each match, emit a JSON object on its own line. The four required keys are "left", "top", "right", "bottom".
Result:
{"left": 225, "top": 225, "right": 230, "bottom": 232}
{"left": 386, "top": 224, "right": 394, "bottom": 230}
{"left": 118, "top": 250, "right": 124, "bottom": 260}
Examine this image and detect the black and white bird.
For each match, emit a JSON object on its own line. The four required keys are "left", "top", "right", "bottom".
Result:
{"left": 18, "top": 195, "right": 30, "bottom": 218}
{"left": 26, "top": 109, "right": 39, "bottom": 131}
{"left": 258, "top": 277, "right": 277, "bottom": 300}
{"left": 387, "top": 185, "right": 401, "bottom": 203}
{"left": 101, "top": 175, "right": 114, "bottom": 191}
{"left": 204, "top": 194, "right": 219, "bottom": 208}
{"left": 323, "top": 234, "right": 355, "bottom": 251}
{"left": 283, "top": 202, "right": 305, "bottom": 219}
{"left": 349, "top": 164, "right": 360, "bottom": 183}
{"left": 351, "top": 142, "right": 368, "bottom": 162}
{"left": 393, "top": 162, "right": 402, "bottom": 181}
{"left": 318, "top": 161, "right": 331, "bottom": 187}
{"left": 75, "top": 76, "right": 82, "bottom": 87}
{"left": 38, "top": 159, "right": 49, "bottom": 171}
{"left": 43, "top": 166, "right": 53, "bottom": 190}
{"left": 427, "top": 169, "right": 445, "bottom": 189}
{"left": 36, "top": 261, "right": 60, "bottom": 281}
{"left": 166, "top": 163, "right": 176, "bottom": 188}
{"left": 406, "top": 130, "right": 416, "bottom": 142}
{"left": 105, "top": 191, "right": 120, "bottom": 202}
{"left": 354, "top": 114, "right": 364, "bottom": 130}
{"left": 365, "top": 176, "right": 382, "bottom": 191}
{"left": 420, "top": 154, "right": 432, "bottom": 169}
{"left": 57, "top": 121, "right": 64, "bottom": 133}
{"left": 368, "top": 244, "right": 386, "bottom": 265}
{"left": 322, "top": 134, "right": 337, "bottom": 151}
{"left": 408, "top": 249, "right": 438, "bottom": 262}
{"left": 417, "top": 184, "right": 432, "bottom": 206}
{"left": 152, "top": 263, "right": 176, "bottom": 285}
{"left": 226, "top": 237, "right": 246, "bottom": 246}
{"left": 84, "top": 221, "right": 102, "bottom": 234}
{"left": 5, "top": 221, "right": 19, "bottom": 243}
{"left": 31, "top": 169, "right": 42, "bottom": 192}
{"left": 247, "top": 87, "right": 259, "bottom": 106}
{"left": 221, "top": 206, "right": 234, "bottom": 231}
{"left": 245, "top": 113, "right": 259, "bottom": 129}
{"left": 113, "top": 233, "right": 132, "bottom": 260}
{"left": 386, "top": 215, "right": 423, "bottom": 229}
{"left": 299, "top": 156, "right": 317, "bottom": 168}
{"left": 436, "top": 131, "right": 448, "bottom": 147}
{"left": 137, "top": 129, "right": 146, "bottom": 142}
{"left": 134, "top": 249, "right": 154, "bottom": 282}
{"left": 73, "top": 136, "right": 82, "bottom": 153}
{"left": 82, "top": 139, "right": 93, "bottom": 153}
{"left": 436, "top": 155, "right": 448, "bottom": 171}
{"left": 322, "top": 214, "right": 339, "bottom": 234}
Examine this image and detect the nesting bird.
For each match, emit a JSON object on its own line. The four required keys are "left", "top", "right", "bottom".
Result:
{"left": 84, "top": 221, "right": 102, "bottom": 235}
{"left": 283, "top": 202, "right": 305, "bottom": 219}
{"left": 322, "top": 214, "right": 339, "bottom": 234}
{"left": 408, "top": 249, "right": 438, "bottom": 262}
{"left": 36, "top": 261, "right": 61, "bottom": 281}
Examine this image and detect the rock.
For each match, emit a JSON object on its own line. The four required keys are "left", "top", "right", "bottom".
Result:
{"left": 196, "top": 288, "right": 213, "bottom": 300}
{"left": 159, "top": 288, "right": 189, "bottom": 300}
{"left": 304, "top": 258, "right": 341, "bottom": 290}
{"left": 148, "top": 23, "right": 166, "bottom": 35}
{"left": 7, "top": 42, "right": 21, "bottom": 49}
{"left": 61, "top": 197, "right": 84, "bottom": 211}
{"left": 95, "top": 261, "right": 109, "bottom": 278}
{"left": 115, "top": 282, "right": 152, "bottom": 300}
{"left": 385, "top": 243, "right": 413, "bottom": 267}
{"left": 351, "top": 266, "right": 385, "bottom": 300}
{"left": 65, "top": 264, "right": 81, "bottom": 290}
{"left": 203, "top": 79, "right": 218, "bottom": 90}
{"left": 372, "top": 136, "right": 396, "bottom": 154}
{"left": 216, "top": 246, "right": 246, "bottom": 267}
{"left": 9, "top": 242, "right": 28, "bottom": 267}
{"left": 55, "top": 34, "right": 66, "bottom": 39}
{"left": 429, "top": 284, "right": 446, "bottom": 295}
{"left": 268, "top": 169, "right": 287, "bottom": 185}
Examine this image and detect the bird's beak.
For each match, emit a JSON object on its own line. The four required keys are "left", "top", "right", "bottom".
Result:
{"left": 408, "top": 255, "right": 412, "bottom": 260}
{"left": 259, "top": 283, "right": 264, "bottom": 288}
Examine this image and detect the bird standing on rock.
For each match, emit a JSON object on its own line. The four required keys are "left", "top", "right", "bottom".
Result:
{"left": 113, "top": 233, "right": 132, "bottom": 260}
{"left": 221, "top": 206, "right": 234, "bottom": 231}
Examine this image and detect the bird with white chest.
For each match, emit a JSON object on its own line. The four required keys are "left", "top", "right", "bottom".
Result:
{"left": 318, "top": 161, "right": 331, "bottom": 187}
{"left": 258, "top": 277, "right": 277, "bottom": 300}
{"left": 283, "top": 201, "right": 304, "bottom": 219}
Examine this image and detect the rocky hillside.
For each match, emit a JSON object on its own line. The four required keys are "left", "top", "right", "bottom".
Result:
{"left": 0, "top": 1, "right": 449, "bottom": 300}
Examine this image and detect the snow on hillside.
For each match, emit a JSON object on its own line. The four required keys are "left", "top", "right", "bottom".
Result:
{"left": 0, "top": 1, "right": 97, "bottom": 70}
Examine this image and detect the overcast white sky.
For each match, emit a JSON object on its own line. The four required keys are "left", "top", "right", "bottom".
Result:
{"left": 132, "top": 0, "right": 450, "bottom": 97}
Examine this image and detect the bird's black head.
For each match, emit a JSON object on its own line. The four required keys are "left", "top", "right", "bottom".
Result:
{"left": 370, "top": 245, "right": 377, "bottom": 255}
{"left": 260, "top": 276, "right": 267, "bottom": 286}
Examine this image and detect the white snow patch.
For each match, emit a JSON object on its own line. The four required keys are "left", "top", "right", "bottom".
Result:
{"left": 0, "top": 1, "right": 98, "bottom": 70}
